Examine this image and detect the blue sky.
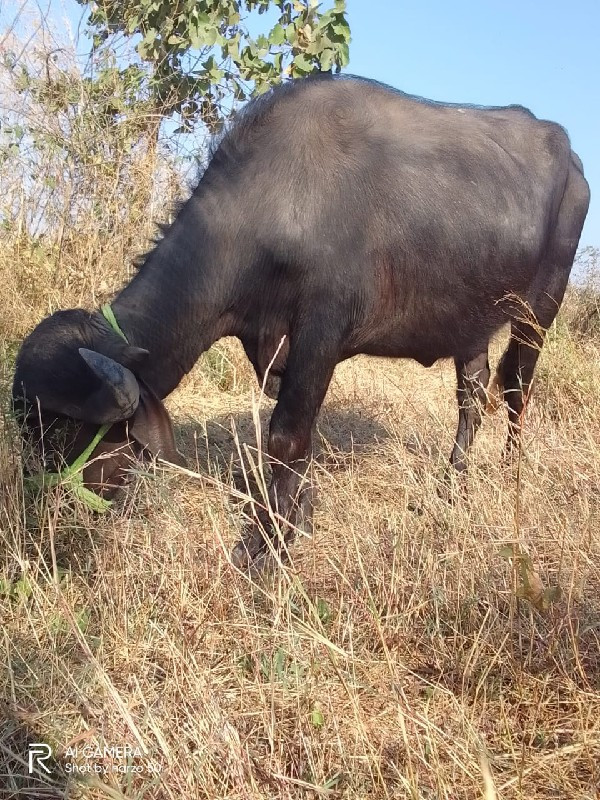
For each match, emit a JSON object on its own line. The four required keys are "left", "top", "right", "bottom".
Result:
{"left": 35, "top": 0, "right": 600, "bottom": 248}
{"left": 346, "top": 0, "right": 599, "bottom": 248}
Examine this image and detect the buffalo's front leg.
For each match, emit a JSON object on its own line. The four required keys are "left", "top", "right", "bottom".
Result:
{"left": 437, "top": 351, "right": 490, "bottom": 503}
{"left": 450, "top": 351, "right": 491, "bottom": 473}
{"left": 231, "top": 325, "right": 338, "bottom": 568}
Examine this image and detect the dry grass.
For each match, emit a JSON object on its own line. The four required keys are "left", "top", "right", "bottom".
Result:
{"left": 1, "top": 313, "right": 600, "bottom": 799}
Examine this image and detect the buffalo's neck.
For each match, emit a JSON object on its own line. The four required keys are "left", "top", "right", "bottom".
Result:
{"left": 112, "top": 200, "right": 229, "bottom": 398}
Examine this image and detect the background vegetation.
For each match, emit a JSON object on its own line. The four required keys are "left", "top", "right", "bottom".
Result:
{"left": 1, "top": 3, "right": 599, "bottom": 798}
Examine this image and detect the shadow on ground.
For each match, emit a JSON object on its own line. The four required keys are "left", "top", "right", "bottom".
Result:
{"left": 174, "top": 406, "right": 399, "bottom": 476}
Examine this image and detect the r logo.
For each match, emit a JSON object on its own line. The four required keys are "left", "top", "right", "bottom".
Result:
{"left": 28, "top": 743, "right": 52, "bottom": 774}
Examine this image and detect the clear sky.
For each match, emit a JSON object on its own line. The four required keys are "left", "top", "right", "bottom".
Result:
{"left": 345, "top": 0, "right": 599, "bottom": 248}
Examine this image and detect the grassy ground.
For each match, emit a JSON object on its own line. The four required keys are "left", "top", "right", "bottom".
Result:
{"left": 1, "top": 290, "right": 600, "bottom": 799}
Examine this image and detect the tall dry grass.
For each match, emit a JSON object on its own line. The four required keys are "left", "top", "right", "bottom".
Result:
{"left": 1, "top": 11, "right": 600, "bottom": 800}
{"left": 0, "top": 5, "right": 191, "bottom": 344}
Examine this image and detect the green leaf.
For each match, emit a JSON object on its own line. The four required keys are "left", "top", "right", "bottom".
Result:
{"left": 14, "top": 576, "right": 33, "bottom": 601}
{"left": 202, "top": 56, "right": 224, "bottom": 83}
{"left": 316, "top": 597, "right": 331, "bottom": 624}
{"left": 190, "top": 10, "right": 211, "bottom": 28}
{"left": 317, "top": 8, "right": 335, "bottom": 26}
{"left": 269, "top": 23, "right": 285, "bottom": 45}
{"left": 273, "top": 647, "right": 286, "bottom": 681}
{"left": 332, "top": 20, "right": 351, "bottom": 41}
{"left": 292, "top": 52, "right": 314, "bottom": 74}
{"left": 319, "top": 48, "right": 335, "bottom": 71}
{"left": 138, "top": 28, "right": 159, "bottom": 60}
{"left": 226, "top": 34, "right": 241, "bottom": 59}
{"left": 126, "top": 15, "right": 141, "bottom": 34}
{"left": 323, "top": 773, "right": 342, "bottom": 790}
{"left": 285, "top": 22, "right": 298, "bottom": 44}
{"left": 310, "top": 705, "right": 324, "bottom": 728}
{"left": 338, "top": 40, "right": 349, "bottom": 66}
{"left": 499, "top": 545, "right": 515, "bottom": 560}
{"left": 76, "top": 608, "right": 90, "bottom": 632}
{"left": 204, "top": 26, "right": 220, "bottom": 47}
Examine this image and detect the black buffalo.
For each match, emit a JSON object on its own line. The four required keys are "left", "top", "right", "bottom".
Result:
{"left": 13, "top": 75, "right": 590, "bottom": 566}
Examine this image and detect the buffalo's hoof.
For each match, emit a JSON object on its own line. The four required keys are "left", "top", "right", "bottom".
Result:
{"left": 231, "top": 490, "right": 315, "bottom": 571}
{"left": 406, "top": 500, "right": 424, "bottom": 516}
{"left": 230, "top": 507, "right": 294, "bottom": 571}
{"left": 437, "top": 467, "right": 467, "bottom": 505}
{"left": 230, "top": 526, "right": 271, "bottom": 570}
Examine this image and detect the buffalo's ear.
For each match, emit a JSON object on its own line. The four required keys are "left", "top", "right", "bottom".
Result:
{"left": 119, "top": 345, "right": 150, "bottom": 370}
{"left": 128, "top": 384, "right": 186, "bottom": 467}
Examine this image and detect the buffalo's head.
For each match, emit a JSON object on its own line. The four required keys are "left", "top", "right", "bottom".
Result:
{"left": 12, "top": 308, "right": 184, "bottom": 502}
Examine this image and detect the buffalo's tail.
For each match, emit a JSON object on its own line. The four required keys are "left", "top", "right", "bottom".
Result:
{"left": 485, "top": 366, "right": 504, "bottom": 414}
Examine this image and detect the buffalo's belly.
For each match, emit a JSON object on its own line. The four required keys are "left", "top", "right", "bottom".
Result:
{"left": 349, "top": 297, "right": 509, "bottom": 365}
{"left": 355, "top": 333, "right": 490, "bottom": 366}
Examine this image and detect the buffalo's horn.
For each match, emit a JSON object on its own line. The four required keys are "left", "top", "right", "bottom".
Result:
{"left": 79, "top": 348, "right": 140, "bottom": 415}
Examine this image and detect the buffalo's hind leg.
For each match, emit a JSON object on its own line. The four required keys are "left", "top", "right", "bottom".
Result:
{"left": 449, "top": 351, "right": 491, "bottom": 474}
{"left": 231, "top": 322, "right": 339, "bottom": 569}
{"left": 496, "top": 294, "right": 566, "bottom": 459}
{"left": 494, "top": 318, "right": 545, "bottom": 458}
{"left": 496, "top": 153, "right": 589, "bottom": 457}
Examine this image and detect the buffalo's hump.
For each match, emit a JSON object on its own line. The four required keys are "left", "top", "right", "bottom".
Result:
{"left": 214, "top": 76, "right": 568, "bottom": 264}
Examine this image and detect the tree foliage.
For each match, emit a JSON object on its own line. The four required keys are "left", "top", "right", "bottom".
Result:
{"left": 79, "top": 0, "right": 351, "bottom": 131}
